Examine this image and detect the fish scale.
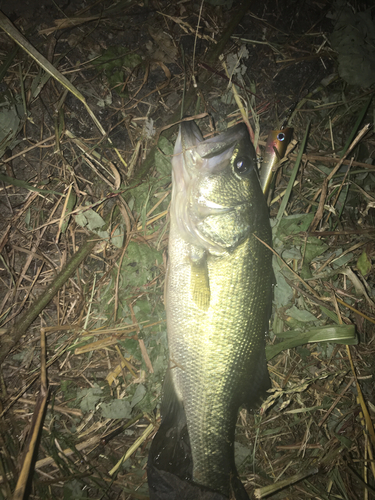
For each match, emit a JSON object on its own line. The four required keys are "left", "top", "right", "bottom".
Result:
{"left": 148, "top": 121, "right": 273, "bottom": 500}
{"left": 168, "top": 225, "right": 271, "bottom": 492}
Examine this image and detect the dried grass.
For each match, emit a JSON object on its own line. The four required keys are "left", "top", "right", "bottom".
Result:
{"left": 0, "top": 1, "right": 374, "bottom": 499}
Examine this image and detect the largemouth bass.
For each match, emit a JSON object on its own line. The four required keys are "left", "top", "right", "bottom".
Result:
{"left": 148, "top": 121, "right": 273, "bottom": 500}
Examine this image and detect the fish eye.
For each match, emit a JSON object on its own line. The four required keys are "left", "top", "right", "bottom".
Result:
{"left": 233, "top": 156, "right": 253, "bottom": 177}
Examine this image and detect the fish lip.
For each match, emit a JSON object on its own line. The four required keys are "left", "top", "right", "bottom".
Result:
{"left": 180, "top": 121, "right": 249, "bottom": 159}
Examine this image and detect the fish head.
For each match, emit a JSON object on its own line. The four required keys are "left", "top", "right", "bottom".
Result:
{"left": 171, "top": 121, "right": 263, "bottom": 255}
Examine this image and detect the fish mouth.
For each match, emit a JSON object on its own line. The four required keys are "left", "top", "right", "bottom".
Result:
{"left": 171, "top": 121, "right": 254, "bottom": 254}
{"left": 177, "top": 121, "right": 250, "bottom": 176}
{"left": 180, "top": 120, "right": 248, "bottom": 158}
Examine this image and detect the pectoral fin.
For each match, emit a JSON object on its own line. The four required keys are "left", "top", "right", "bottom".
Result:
{"left": 190, "top": 257, "right": 210, "bottom": 311}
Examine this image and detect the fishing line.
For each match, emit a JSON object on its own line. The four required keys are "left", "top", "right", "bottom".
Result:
{"left": 192, "top": 0, "right": 205, "bottom": 89}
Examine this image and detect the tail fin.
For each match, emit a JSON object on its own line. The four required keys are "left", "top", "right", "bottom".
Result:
{"left": 147, "top": 369, "right": 252, "bottom": 500}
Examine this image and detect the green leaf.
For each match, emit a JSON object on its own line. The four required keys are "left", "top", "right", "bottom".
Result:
{"left": 275, "top": 213, "right": 314, "bottom": 239}
{"left": 273, "top": 213, "right": 328, "bottom": 279}
{"left": 331, "top": 251, "right": 354, "bottom": 269}
{"left": 357, "top": 249, "right": 372, "bottom": 276}
{"left": 273, "top": 257, "right": 294, "bottom": 308}
{"left": 24, "top": 208, "right": 31, "bottom": 229}
{"left": 155, "top": 136, "right": 173, "bottom": 177}
{"left": 275, "top": 123, "right": 310, "bottom": 227}
{"left": 64, "top": 479, "right": 88, "bottom": 499}
{"left": 75, "top": 209, "right": 123, "bottom": 245}
{"left": 79, "top": 209, "right": 105, "bottom": 230}
{"left": 266, "top": 324, "right": 357, "bottom": 360}
{"left": 93, "top": 47, "right": 142, "bottom": 72}
{"left": 133, "top": 299, "right": 152, "bottom": 316}
{"left": 0, "top": 173, "right": 63, "bottom": 195}
{"left": 77, "top": 385, "right": 103, "bottom": 412}
{"left": 92, "top": 47, "right": 142, "bottom": 97}
{"left": 300, "top": 237, "right": 329, "bottom": 279}
{"left": 334, "top": 432, "right": 352, "bottom": 449}
{"left": 110, "top": 226, "right": 125, "bottom": 248}
{"left": 286, "top": 305, "right": 318, "bottom": 323}
{"left": 120, "top": 241, "right": 162, "bottom": 288}
{"left": 131, "top": 384, "right": 146, "bottom": 408}
{"left": 101, "top": 399, "right": 132, "bottom": 419}
{"left": 61, "top": 191, "right": 77, "bottom": 234}
{"left": 330, "top": 6, "right": 375, "bottom": 87}
{"left": 120, "top": 338, "right": 141, "bottom": 359}
{"left": 234, "top": 442, "right": 251, "bottom": 468}
{"left": 319, "top": 306, "right": 340, "bottom": 324}
{"left": 0, "top": 91, "right": 25, "bottom": 158}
